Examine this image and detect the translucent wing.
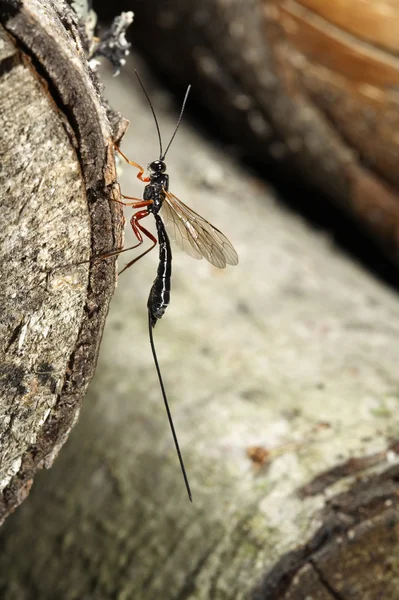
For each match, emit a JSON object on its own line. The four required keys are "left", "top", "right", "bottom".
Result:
{"left": 161, "top": 190, "right": 239, "bottom": 268}
{"left": 161, "top": 197, "right": 203, "bottom": 261}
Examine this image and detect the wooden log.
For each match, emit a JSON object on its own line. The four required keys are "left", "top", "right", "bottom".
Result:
{"left": 0, "top": 0, "right": 125, "bottom": 523}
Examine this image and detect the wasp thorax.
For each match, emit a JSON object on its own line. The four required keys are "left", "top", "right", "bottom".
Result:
{"left": 149, "top": 160, "right": 166, "bottom": 173}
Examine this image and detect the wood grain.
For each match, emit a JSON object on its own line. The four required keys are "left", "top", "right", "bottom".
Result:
{"left": 0, "top": 0, "right": 124, "bottom": 523}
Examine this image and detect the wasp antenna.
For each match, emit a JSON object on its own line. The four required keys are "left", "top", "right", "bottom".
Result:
{"left": 162, "top": 85, "right": 191, "bottom": 160}
{"left": 135, "top": 70, "right": 163, "bottom": 159}
{"left": 148, "top": 312, "right": 193, "bottom": 502}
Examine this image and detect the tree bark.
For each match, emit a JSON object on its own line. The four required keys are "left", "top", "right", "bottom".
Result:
{"left": 0, "top": 60, "right": 398, "bottom": 599}
{"left": 0, "top": 0, "right": 124, "bottom": 523}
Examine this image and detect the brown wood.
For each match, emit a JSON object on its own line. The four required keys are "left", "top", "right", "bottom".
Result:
{"left": 0, "top": 0, "right": 125, "bottom": 523}
{"left": 295, "top": 0, "right": 399, "bottom": 53}
{"left": 256, "top": 464, "right": 399, "bottom": 599}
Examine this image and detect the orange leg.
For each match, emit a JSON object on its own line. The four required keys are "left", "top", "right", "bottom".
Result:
{"left": 119, "top": 210, "right": 157, "bottom": 275}
{"left": 90, "top": 202, "right": 154, "bottom": 264}
{"left": 112, "top": 142, "right": 150, "bottom": 182}
{"left": 112, "top": 197, "right": 153, "bottom": 208}
{"left": 77, "top": 238, "right": 143, "bottom": 266}
{"left": 91, "top": 241, "right": 141, "bottom": 263}
{"left": 122, "top": 194, "right": 147, "bottom": 202}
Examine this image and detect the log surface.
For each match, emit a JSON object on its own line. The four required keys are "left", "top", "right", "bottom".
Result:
{"left": 0, "top": 0, "right": 123, "bottom": 523}
{"left": 0, "top": 59, "right": 398, "bottom": 598}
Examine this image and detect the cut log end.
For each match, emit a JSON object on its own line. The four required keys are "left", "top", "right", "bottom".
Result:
{"left": 0, "top": 1, "right": 125, "bottom": 523}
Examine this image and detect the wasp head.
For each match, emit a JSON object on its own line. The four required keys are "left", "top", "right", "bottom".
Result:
{"left": 149, "top": 159, "right": 166, "bottom": 174}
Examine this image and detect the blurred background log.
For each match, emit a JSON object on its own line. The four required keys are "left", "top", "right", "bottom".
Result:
{"left": 0, "top": 53, "right": 398, "bottom": 598}
{"left": 97, "top": 0, "right": 399, "bottom": 266}
{"left": 1, "top": 1, "right": 399, "bottom": 598}
{"left": 0, "top": 0, "right": 123, "bottom": 523}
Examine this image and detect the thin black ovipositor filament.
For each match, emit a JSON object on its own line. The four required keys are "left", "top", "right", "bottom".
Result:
{"left": 110, "top": 76, "right": 238, "bottom": 502}
{"left": 147, "top": 214, "right": 192, "bottom": 502}
{"left": 148, "top": 313, "right": 192, "bottom": 502}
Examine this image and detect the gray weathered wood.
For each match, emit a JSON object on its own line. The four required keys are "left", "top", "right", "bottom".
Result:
{"left": 0, "top": 0, "right": 124, "bottom": 522}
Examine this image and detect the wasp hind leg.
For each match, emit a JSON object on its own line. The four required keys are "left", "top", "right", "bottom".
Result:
{"left": 118, "top": 210, "right": 157, "bottom": 275}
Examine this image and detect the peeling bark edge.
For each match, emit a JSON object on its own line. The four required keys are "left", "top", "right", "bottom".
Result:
{"left": 0, "top": 0, "right": 125, "bottom": 523}
{"left": 253, "top": 464, "right": 399, "bottom": 599}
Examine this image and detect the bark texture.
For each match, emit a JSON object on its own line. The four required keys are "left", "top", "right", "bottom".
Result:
{"left": 97, "top": 0, "right": 399, "bottom": 265}
{"left": 0, "top": 0, "right": 124, "bottom": 523}
{"left": 0, "top": 61, "right": 398, "bottom": 599}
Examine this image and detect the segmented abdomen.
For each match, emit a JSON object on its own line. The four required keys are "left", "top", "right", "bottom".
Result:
{"left": 147, "top": 214, "right": 172, "bottom": 328}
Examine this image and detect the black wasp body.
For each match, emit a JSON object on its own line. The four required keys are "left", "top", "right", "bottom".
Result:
{"left": 112, "top": 73, "right": 238, "bottom": 502}
{"left": 144, "top": 159, "right": 169, "bottom": 214}
{"left": 145, "top": 160, "right": 172, "bottom": 328}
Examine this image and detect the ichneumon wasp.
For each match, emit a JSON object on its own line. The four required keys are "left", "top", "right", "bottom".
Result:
{"left": 112, "top": 72, "right": 238, "bottom": 502}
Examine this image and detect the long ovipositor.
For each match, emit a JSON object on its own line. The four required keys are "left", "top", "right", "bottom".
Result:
{"left": 146, "top": 215, "right": 192, "bottom": 501}
{"left": 112, "top": 72, "right": 238, "bottom": 503}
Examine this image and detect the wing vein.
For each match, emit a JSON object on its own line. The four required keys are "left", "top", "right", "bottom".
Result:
{"left": 161, "top": 190, "right": 238, "bottom": 269}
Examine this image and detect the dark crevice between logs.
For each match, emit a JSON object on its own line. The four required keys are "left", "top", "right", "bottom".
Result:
{"left": 310, "top": 559, "right": 347, "bottom": 600}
